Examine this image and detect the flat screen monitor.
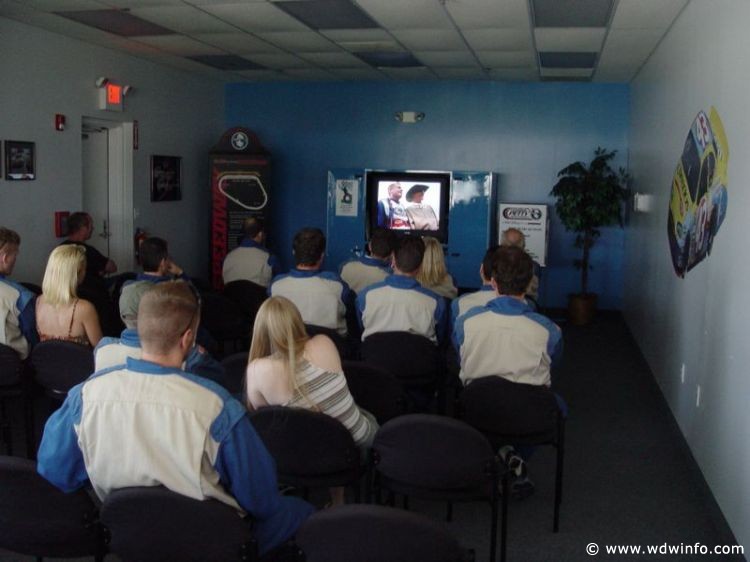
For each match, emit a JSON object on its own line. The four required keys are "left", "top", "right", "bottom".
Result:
{"left": 365, "top": 170, "right": 451, "bottom": 243}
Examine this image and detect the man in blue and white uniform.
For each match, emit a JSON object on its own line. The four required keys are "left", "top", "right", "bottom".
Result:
{"left": 270, "top": 227, "right": 352, "bottom": 337}
{"left": 38, "top": 281, "right": 313, "bottom": 554}
{"left": 0, "top": 227, "right": 36, "bottom": 359}
{"left": 222, "top": 217, "right": 280, "bottom": 288}
{"left": 450, "top": 245, "right": 500, "bottom": 328}
{"left": 357, "top": 236, "right": 447, "bottom": 344}
{"left": 339, "top": 228, "right": 394, "bottom": 295}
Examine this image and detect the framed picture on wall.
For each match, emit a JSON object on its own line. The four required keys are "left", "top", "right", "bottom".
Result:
{"left": 4, "top": 141, "right": 35, "bottom": 180}
{"left": 150, "top": 155, "right": 181, "bottom": 202}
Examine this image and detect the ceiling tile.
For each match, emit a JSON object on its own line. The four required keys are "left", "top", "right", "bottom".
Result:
{"left": 445, "top": 0, "right": 529, "bottom": 29}
{"left": 273, "top": 0, "right": 378, "bottom": 30}
{"left": 593, "top": 65, "right": 638, "bottom": 83}
{"left": 133, "top": 35, "right": 223, "bottom": 55}
{"left": 256, "top": 30, "right": 337, "bottom": 52}
{"left": 99, "top": 0, "right": 184, "bottom": 7}
{"left": 242, "top": 52, "right": 310, "bottom": 69}
{"left": 611, "top": 0, "right": 688, "bottom": 29}
{"left": 129, "top": 6, "right": 237, "bottom": 34}
{"left": 235, "top": 69, "right": 289, "bottom": 80}
{"left": 190, "top": 32, "right": 282, "bottom": 54}
{"left": 489, "top": 67, "right": 539, "bottom": 81}
{"left": 282, "top": 68, "right": 337, "bottom": 79}
{"left": 539, "top": 51, "right": 597, "bottom": 68}
{"left": 412, "top": 50, "right": 479, "bottom": 68}
{"left": 433, "top": 67, "right": 488, "bottom": 80}
{"left": 336, "top": 39, "right": 402, "bottom": 53}
{"left": 56, "top": 9, "right": 176, "bottom": 36}
{"left": 391, "top": 28, "right": 466, "bottom": 51}
{"left": 532, "top": 0, "right": 614, "bottom": 28}
{"left": 0, "top": 1, "right": 38, "bottom": 16}
{"left": 189, "top": 54, "right": 266, "bottom": 70}
{"left": 299, "top": 51, "right": 368, "bottom": 67}
{"left": 598, "top": 29, "right": 663, "bottom": 65}
{"left": 355, "top": 51, "right": 422, "bottom": 68}
{"left": 25, "top": 0, "right": 108, "bottom": 10}
{"left": 319, "top": 28, "right": 391, "bottom": 42}
{"left": 4, "top": 10, "right": 125, "bottom": 42}
{"left": 475, "top": 50, "right": 535, "bottom": 69}
{"left": 463, "top": 28, "right": 532, "bottom": 51}
{"left": 539, "top": 67, "right": 593, "bottom": 78}
{"left": 202, "top": 2, "right": 308, "bottom": 32}
{"left": 534, "top": 28, "right": 606, "bottom": 52}
{"left": 355, "top": 0, "right": 453, "bottom": 30}
{"left": 379, "top": 66, "right": 436, "bottom": 80}
{"left": 328, "top": 67, "right": 386, "bottom": 80}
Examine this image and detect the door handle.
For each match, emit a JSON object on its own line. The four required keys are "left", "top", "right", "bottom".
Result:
{"left": 99, "top": 219, "right": 111, "bottom": 239}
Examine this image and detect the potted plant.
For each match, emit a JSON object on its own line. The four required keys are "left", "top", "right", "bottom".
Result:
{"left": 550, "top": 147, "right": 630, "bottom": 325}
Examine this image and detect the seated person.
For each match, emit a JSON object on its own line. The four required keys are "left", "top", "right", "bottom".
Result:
{"left": 0, "top": 227, "right": 36, "bottom": 358}
{"left": 450, "top": 245, "right": 500, "bottom": 326}
{"left": 222, "top": 217, "right": 280, "bottom": 288}
{"left": 269, "top": 228, "right": 351, "bottom": 337}
{"left": 245, "top": 296, "right": 377, "bottom": 504}
{"left": 415, "top": 236, "right": 457, "bottom": 299}
{"left": 339, "top": 228, "right": 394, "bottom": 295}
{"left": 119, "top": 237, "right": 187, "bottom": 329}
{"left": 36, "top": 245, "right": 102, "bottom": 348}
{"left": 37, "top": 281, "right": 314, "bottom": 555}
{"left": 500, "top": 228, "right": 540, "bottom": 302}
{"left": 357, "top": 236, "right": 447, "bottom": 344}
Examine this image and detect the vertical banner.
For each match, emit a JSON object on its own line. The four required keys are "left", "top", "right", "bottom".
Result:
{"left": 498, "top": 203, "right": 549, "bottom": 266}
{"left": 209, "top": 128, "right": 270, "bottom": 290}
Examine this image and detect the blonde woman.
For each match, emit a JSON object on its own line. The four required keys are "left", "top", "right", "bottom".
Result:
{"left": 36, "top": 245, "right": 102, "bottom": 347}
{"left": 416, "top": 237, "right": 458, "bottom": 299}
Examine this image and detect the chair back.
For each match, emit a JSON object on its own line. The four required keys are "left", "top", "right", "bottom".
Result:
{"left": 249, "top": 406, "right": 360, "bottom": 488}
{"left": 0, "top": 343, "right": 23, "bottom": 386}
{"left": 101, "top": 486, "right": 257, "bottom": 562}
{"left": 342, "top": 360, "right": 406, "bottom": 423}
{"left": 31, "top": 341, "right": 94, "bottom": 399}
{"left": 223, "top": 280, "right": 268, "bottom": 326}
{"left": 0, "top": 456, "right": 104, "bottom": 559}
{"left": 200, "top": 290, "right": 252, "bottom": 342}
{"left": 296, "top": 504, "right": 474, "bottom": 562}
{"left": 361, "top": 331, "right": 439, "bottom": 385}
{"left": 458, "top": 376, "right": 560, "bottom": 447}
{"left": 220, "top": 351, "right": 249, "bottom": 396}
{"left": 304, "top": 324, "right": 350, "bottom": 359}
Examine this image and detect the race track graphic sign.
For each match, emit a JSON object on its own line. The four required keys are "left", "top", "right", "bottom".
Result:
{"left": 667, "top": 107, "right": 729, "bottom": 278}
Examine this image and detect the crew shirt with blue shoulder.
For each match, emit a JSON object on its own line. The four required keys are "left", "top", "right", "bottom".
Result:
{"left": 119, "top": 272, "right": 190, "bottom": 329}
{"left": 356, "top": 274, "right": 447, "bottom": 344}
{"left": 339, "top": 255, "right": 391, "bottom": 295}
{"left": 269, "top": 269, "right": 351, "bottom": 336}
{"left": 453, "top": 295, "right": 562, "bottom": 387}
{"left": 94, "top": 328, "right": 226, "bottom": 388}
{"left": 0, "top": 275, "right": 37, "bottom": 359}
{"left": 36, "top": 357, "right": 314, "bottom": 554}
{"left": 222, "top": 239, "right": 280, "bottom": 288}
{"left": 450, "top": 284, "right": 496, "bottom": 327}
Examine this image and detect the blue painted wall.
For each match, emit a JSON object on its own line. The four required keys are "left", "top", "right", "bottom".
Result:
{"left": 225, "top": 81, "right": 629, "bottom": 309}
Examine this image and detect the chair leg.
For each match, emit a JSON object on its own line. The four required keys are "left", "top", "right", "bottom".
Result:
{"left": 553, "top": 418, "right": 566, "bottom": 533}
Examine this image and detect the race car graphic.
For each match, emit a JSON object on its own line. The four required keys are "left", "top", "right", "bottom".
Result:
{"left": 667, "top": 107, "right": 729, "bottom": 278}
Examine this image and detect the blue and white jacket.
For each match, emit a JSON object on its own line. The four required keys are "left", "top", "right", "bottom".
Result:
{"left": 0, "top": 275, "right": 36, "bottom": 359}
{"left": 339, "top": 255, "right": 391, "bottom": 295}
{"left": 222, "top": 239, "right": 280, "bottom": 288}
{"left": 450, "top": 284, "right": 496, "bottom": 327}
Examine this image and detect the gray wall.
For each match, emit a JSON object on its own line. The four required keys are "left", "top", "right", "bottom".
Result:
{"left": 0, "top": 17, "right": 225, "bottom": 283}
{"left": 625, "top": 0, "right": 750, "bottom": 548}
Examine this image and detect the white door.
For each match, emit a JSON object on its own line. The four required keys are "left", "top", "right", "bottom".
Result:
{"left": 81, "top": 117, "right": 134, "bottom": 272}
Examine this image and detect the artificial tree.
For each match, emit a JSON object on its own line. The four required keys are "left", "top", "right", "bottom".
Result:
{"left": 550, "top": 147, "right": 629, "bottom": 323}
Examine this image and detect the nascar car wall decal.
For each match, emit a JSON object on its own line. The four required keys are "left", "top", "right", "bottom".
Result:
{"left": 667, "top": 107, "right": 729, "bottom": 278}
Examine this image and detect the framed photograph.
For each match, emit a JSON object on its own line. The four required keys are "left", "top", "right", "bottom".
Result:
{"left": 150, "top": 155, "right": 181, "bottom": 202}
{"left": 4, "top": 141, "right": 35, "bottom": 180}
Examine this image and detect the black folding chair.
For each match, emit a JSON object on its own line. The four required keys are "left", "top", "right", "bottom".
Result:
{"left": 101, "top": 486, "right": 258, "bottom": 562}
{"left": 296, "top": 504, "right": 475, "bottom": 562}
{"left": 0, "top": 343, "right": 34, "bottom": 457}
{"left": 372, "top": 414, "right": 508, "bottom": 562}
{"left": 31, "top": 340, "right": 95, "bottom": 401}
{"left": 249, "top": 406, "right": 363, "bottom": 501}
{"left": 223, "top": 279, "right": 268, "bottom": 328}
{"left": 361, "top": 331, "right": 443, "bottom": 412}
{"left": 0, "top": 456, "right": 105, "bottom": 561}
{"left": 342, "top": 360, "right": 407, "bottom": 424}
{"left": 200, "top": 290, "right": 253, "bottom": 356}
{"left": 220, "top": 351, "right": 249, "bottom": 397}
{"left": 458, "top": 376, "right": 566, "bottom": 532}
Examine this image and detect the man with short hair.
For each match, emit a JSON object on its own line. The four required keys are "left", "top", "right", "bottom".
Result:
{"left": 222, "top": 217, "right": 280, "bottom": 288}
{"left": 61, "top": 212, "right": 118, "bottom": 279}
{"left": 38, "top": 281, "right": 314, "bottom": 554}
{"left": 119, "top": 237, "right": 187, "bottom": 329}
{"left": 339, "top": 228, "right": 394, "bottom": 295}
{"left": 376, "top": 183, "right": 410, "bottom": 229}
{"left": 0, "top": 227, "right": 36, "bottom": 358}
{"left": 450, "top": 245, "right": 500, "bottom": 328}
{"left": 357, "top": 236, "right": 447, "bottom": 344}
{"left": 499, "top": 227, "right": 540, "bottom": 301}
{"left": 269, "top": 227, "right": 352, "bottom": 336}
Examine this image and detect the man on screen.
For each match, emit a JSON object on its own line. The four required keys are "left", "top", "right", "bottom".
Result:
{"left": 376, "top": 183, "right": 410, "bottom": 229}
{"left": 405, "top": 184, "right": 439, "bottom": 230}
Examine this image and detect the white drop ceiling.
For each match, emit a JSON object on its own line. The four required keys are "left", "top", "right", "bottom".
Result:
{"left": 0, "top": 0, "right": 689, "bottom": 83}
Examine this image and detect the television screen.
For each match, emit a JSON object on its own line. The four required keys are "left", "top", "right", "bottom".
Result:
{"left": 365, "top": 170, "right": 451, "bottom": 243}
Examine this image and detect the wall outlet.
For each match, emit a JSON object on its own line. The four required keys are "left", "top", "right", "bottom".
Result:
{"left": 681, "top": 363, "right": 686, "bottom": 384}
{"left": 696, "top": 385, "right": 701, "bottom": 408}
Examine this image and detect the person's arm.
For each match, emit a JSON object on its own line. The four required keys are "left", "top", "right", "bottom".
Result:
{"left": 355, "top": 291, "right": 366, "bottom": 332}
{"left": 245, "top": 360, "right": 271, "bottom": 411}
{"left": 79, "top": 299, "right": 103, "bottom": 347}
{"left": 434, "top": 296, "right": 448, "bottom": 345}
{"left": 306, "top": 335, "right": 343, "bottom": 374}
{"left": 267, "top": 253, "right": 281, "bottom": 278}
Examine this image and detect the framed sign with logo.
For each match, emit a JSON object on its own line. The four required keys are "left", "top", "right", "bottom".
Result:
{"left": 498, "top": 203, "right": 549, "bottom": 266}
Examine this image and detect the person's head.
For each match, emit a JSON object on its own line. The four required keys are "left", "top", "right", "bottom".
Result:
{"left": 415, "top": 236, "right": 447, "bottom": 287}
{"left": 368, "top": 228, "right": 396, "bottom": 260}
{"left": 387, "top": 183, "right": 403, "bottom": 203}
{"left": 293, "top": 228, "right": 325, "bottom": 268}
{"left": 392, "top": 235, "right": 425, "bottom": 276}
{"left": 243, "top": 217, "right": 265, "bottom": 242}
{"left": 140, "top": 237, "right": 170, "bottom": 273}
{"left": 405, "top": 184, "right": 429, "bottom": 204}
{"left": 481, "top": 245, "right": 501, "bottom": 284}
{"left": 67, "top": 212, "right": 93, "bottom": 240}
{"left": 41, "top": 245, "right": 86, "bottom": 306}
{"left": 138, "top": 281, "right": 200, "bottom": 360}
{"left": 491, "top": 246, "right": 533, "bottom": 297}
{"left": 0, "top": 227, "right": 20, "bottom": 276}
{"left": 500, "top": 228, "right": 526, "bottom": 249}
